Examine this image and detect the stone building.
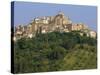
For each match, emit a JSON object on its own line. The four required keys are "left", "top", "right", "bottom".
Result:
{"left": 54, "top": 12, "right": 72, "bottom": 25}
{"left": 71, "top": 23, "right": 87, "bottom": 31}
{"left": 14, "top": 11, "right": 96, "bottom": 41}
{"left": 89, "top": 30, "right": 97, "bottom": 38}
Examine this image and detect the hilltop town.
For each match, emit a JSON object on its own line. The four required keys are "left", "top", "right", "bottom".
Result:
{"left": 14, "top": 12, "right": 97, "bottom": 41}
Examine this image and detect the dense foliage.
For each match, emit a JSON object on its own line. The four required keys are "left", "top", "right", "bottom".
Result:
{"left": 14, "top": 31, "right": 97, "bottom": 73}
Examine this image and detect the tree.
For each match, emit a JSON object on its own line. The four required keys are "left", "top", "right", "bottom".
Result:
{"left": 46, "top": 46, "right": 66, "bottom": 60}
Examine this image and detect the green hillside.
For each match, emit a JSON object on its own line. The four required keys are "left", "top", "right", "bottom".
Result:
{"left": 14, "top": 31, "right": 97, "bottom": 73}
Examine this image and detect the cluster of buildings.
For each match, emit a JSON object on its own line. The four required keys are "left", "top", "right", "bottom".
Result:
{"left": 14, "top": 12, "right": 97, "bottom": 41}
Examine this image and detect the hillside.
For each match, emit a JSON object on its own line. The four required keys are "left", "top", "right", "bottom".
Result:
{"left": 14, "top": 31, "right": 97, "bottom": 73}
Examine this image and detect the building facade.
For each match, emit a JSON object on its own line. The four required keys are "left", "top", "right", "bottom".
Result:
{"left": 14, "top": 12, "right": 97, "bottom": 41}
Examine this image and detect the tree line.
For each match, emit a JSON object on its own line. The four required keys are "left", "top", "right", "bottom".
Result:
{"left": 14, "top": 31, "right": 97, "bottom": 73}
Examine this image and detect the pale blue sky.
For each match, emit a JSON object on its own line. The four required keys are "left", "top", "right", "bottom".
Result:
{"left": 13, "top": 1, "right": 97, "bottom": 31}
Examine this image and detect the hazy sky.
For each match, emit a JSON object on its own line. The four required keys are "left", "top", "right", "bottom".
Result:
{"left": 13, "top": 1, "right": 97, "bottom": 31}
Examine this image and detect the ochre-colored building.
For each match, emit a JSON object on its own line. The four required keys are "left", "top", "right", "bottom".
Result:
{"left": 14, "top": 12, "right": 96, "bottom": 40}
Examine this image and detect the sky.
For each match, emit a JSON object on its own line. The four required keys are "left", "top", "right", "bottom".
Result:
{"left": 13, "top": 1, "right": 97, "bottom": 31}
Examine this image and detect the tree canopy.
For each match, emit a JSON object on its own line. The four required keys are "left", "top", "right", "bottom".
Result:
{"left": 14, "top": 31, "right": 97, "bottom": 73}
